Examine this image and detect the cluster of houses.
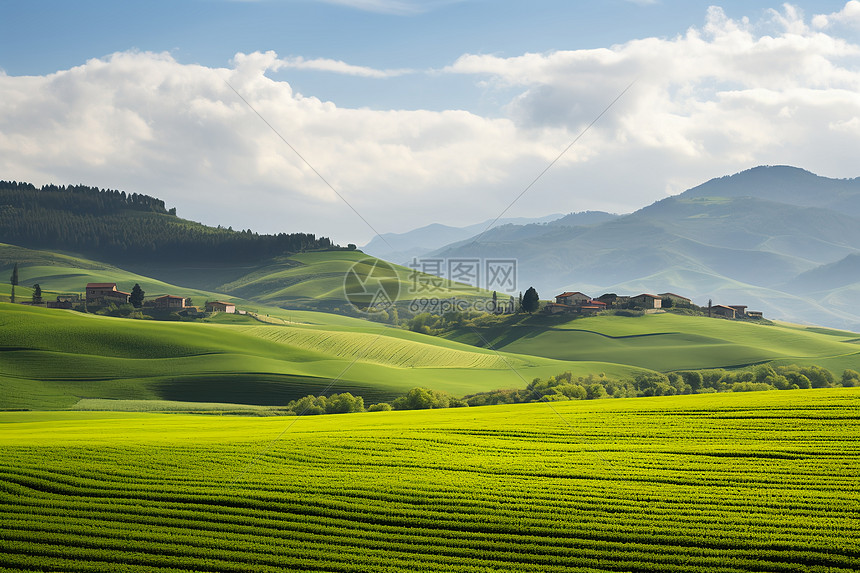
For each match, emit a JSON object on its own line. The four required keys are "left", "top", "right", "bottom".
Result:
{"left": 546, "top": 290, "right": 762, "bottom": 319}
{"left": 84, "top": 283, "right": 239, "bottom": 315}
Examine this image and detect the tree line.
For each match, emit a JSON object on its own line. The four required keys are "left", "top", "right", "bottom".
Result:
{"left": 0, "top": 180, "right": 336, "bottom": 263}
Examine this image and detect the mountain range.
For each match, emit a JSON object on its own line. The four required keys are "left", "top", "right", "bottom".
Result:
{"left": 415, "top": 166, "right": 860, "bottom": 330}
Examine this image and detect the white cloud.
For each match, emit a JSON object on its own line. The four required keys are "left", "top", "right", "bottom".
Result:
{"left": 812, "top": 0, "right": 860, "bottom": 29}
{"left": 275, "top": 56, "right": 411, "bottom": 78}
{"left": 1, "top": 4, "right": 859, "bottom": 245}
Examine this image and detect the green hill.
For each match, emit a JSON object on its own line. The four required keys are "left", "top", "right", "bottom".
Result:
{"left": 441, "top": 312, "right": 860, "bottom": 375}
{"left": 0, "top": 302, "right": 642, "bottom": 410}
{"left": 0, "top": 180, "right": 335, "bottom": 264}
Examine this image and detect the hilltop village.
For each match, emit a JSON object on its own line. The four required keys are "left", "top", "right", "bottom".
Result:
{"left": 546, "top": 291, "right": 763, "bottom": 320}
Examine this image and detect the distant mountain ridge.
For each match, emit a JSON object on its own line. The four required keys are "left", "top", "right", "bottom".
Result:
{"left": 361, "top": 213, "right": 594, "bottom": 264}
{"left": 422, "top": 166, "right": 860, "bottom": 330}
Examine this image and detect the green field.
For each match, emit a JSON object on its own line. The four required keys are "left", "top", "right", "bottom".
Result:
{"left": 0, "top": 302, "right": 642, "bottom": 409}
{"left": 0, "top": 389, "right": 857, "bottom": 572}
{"left": 444, "top": 313, "right": 860, "bottom": 373}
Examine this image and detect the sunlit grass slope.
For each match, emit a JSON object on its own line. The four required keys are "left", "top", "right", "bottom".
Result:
{"left": 444, "top": 312, "right": 860, "bottom": 373}
{"left": 0, "top": 303, "right": 639, "bottom": 409}
{"left": 0, "top": 243, "right": 246, "bottom": 306}
{"left": 216, "top": 250, "right": 493, "bottom": 307}
{"left": 0, "top": 388, "right": 857, "bottom": 572}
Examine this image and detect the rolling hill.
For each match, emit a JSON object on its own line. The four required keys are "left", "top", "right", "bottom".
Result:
{"left": 0, "top": 302, "right": 647, "bottom": 410}
{"left": 441, "top": 312, "right": 860, "bottom": 375}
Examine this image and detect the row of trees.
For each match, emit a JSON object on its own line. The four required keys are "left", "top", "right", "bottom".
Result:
{"left": 0, "top": 181, "right": 336, "bottom": 263}
{"left": 464, "top": 364, "right": 856, "bottom": 405}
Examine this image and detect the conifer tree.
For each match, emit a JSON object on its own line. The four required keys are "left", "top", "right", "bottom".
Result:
{"left": 9, "top": 263, "right": 18, "bottom": 303}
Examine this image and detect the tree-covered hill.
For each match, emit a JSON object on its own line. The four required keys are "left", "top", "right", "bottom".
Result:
{"left": 0, "top": 181, "right": 336, "bottom": 263}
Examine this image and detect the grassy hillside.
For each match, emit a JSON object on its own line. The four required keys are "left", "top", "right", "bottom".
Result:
{"left": 441, "top": 312, "right": 860, "bottom": 374}
{"left": 0, "top": 243, "right": 248, "bottom": 306}
{"left": 0, "top": 302, "right": 641, "bottom": 409}
{"left": 1, "top": 388, "right": 857, "bottom": 571}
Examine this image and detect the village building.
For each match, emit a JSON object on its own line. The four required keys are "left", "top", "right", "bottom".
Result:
{"left": 46, "top": 295, "right": 77, "bottom": 310}
{"left": 596, "top": 293, "right": 630, "bottom": 307}
{"left": 729, "top": 305, "right": 747, "bottom": 318}
{"left": 659, "top": 292, "right": 692, "bottom": 306}
{"left": 206, "top": 301, "right": 236, "bottom": 314}
{"left": 544, "top": 303, "right": 574, "bottom": 314}
{"left": 152, "top": 294, "right": 187, "bottom": 310}
{"left": 746, "top": 311, "right": 764, "bottom": 319}
{"left": 86, "top": 283, "right": 130, "bottom": 305}
{"left": 555, "top": 292, "right": 590, "bottom": 305}
{"left": 579, "top": 301, "right": 607, "bottom": 314}
{"left": 631, "top": 294, "right": 662, "bottom": 309}
{"left": 711, "top": 305, "right": 737, "bottom": 319}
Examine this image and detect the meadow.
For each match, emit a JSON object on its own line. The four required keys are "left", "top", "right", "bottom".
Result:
{"left": 0, "top": 389, "right": 857, "bottom": 572}
{"left": 444, "top": 313, "right": 860, "bottom": 373}
{"left": 0, "top": 302, "right": 639, "bottom": 409}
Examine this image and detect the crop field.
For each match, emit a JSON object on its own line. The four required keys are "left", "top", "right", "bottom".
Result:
{"left": 0, "top": 389, "right": 857, "bottom": 572}
{"left": 0, "top": 303, "right": 639, "bottom": 409}
{"left": 446, "top": 313, "right": 860, "bottom": 373}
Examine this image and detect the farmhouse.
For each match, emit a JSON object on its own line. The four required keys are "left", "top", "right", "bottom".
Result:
{"left": 206, "top": 301, "right": 236, "bottom": 313}
{"left": 659, "top": 292, "right": 692, "bottom": 306}
{"left": 86, "top": 283, "right": 130, "bottom": 305}
{"left": 596, "top": 293, "right": 630, "bottom": 307}
{"left": 555, "top": 292, "right": 590, "bottom": 305}
{"left": 729, "top": 305, "right": 747, "bottom": 318}
{"left": 579, "top": 301, "right": 607, "bottom": 314}
{"left": 152, "top": 295, "right": 187, "bottom": 310}
{"left": 631, "top": 294, "right": 662, "bottom": 309}
{"left": 711, "top": 305, "right": 736, "bottom": 318}
{"left": 545, "top": 303, "right": 574, "bottom": 314}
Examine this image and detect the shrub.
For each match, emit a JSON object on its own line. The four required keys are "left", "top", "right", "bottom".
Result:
{"left": 368, "top": 403, "right": 392, "bottom": 412}
{"left": 731, "top": 381, "right": 776, "bottom": 392}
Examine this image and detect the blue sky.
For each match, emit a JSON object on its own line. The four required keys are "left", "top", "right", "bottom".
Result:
{"left": 2, "top": 1, "right": 859, "bottom": 243}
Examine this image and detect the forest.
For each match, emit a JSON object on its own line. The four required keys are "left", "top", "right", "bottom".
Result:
{"left": 0, "top": 181, "right": 336, "bottom": 263}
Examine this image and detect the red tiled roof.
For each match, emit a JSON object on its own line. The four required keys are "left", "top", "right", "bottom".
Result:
{"left": 155, "top": 295, "right": 185, "bottom": 300}
{"left": 208, "top": 301, "right": 234, "bottom": 306}
{"left": 86, "top": 283, "right": 116, "bottom": 289}
{"left": 634, "top": 293, "right": 661, "bottom": 299}
{"left": 556, "top": 291, "right": 587, "bottom": 298}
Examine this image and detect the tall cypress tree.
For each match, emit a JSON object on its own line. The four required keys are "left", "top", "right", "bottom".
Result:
{"left": 9, "top": 263, "right": 18, "bottom": 303}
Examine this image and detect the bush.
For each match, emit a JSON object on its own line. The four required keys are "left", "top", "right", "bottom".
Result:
{"left": 367, "top": 403, "right": 392, "bottom": 412}
{"left": 731, "top": 381, "right": 776, "bottom": 392}
{"left": 392, "top": 387, "right": 462, "bottom": 410}
{"left": 842, "top": 369, "right": 860, "bottom": 387}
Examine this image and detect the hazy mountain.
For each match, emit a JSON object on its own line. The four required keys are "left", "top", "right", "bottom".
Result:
{"left": 427, "top": 166, "right": 860, "bottom": 330}
{"left": 785, "top": 253, "right": 860, "bottom": 293}
{"left": 361, "top": 213, "right": 576, "bottom": 264}
{"left": 685, "top": 165, "right": 860, "bottom": 216}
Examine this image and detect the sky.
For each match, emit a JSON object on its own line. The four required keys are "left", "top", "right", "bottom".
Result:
{"left": 1, "top": 0, "right": 859, "bottom": 245}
